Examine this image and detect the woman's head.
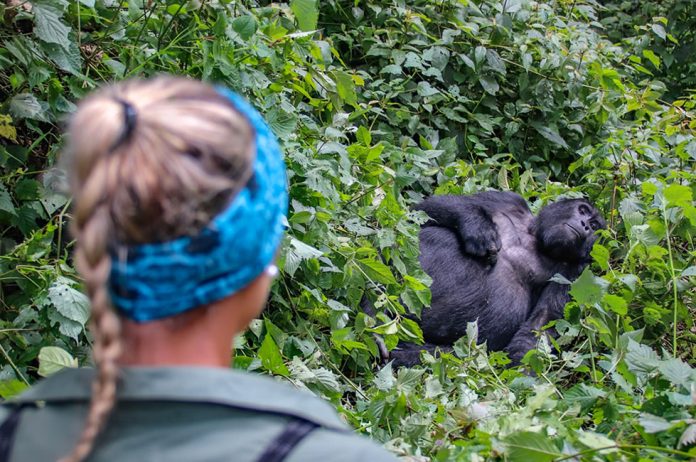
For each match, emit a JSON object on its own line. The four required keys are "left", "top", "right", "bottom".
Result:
{"left": 62, "top": 76, "right": 287, "bottom": 462}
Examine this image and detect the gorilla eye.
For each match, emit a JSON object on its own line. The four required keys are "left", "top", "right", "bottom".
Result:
{"left": 579, "top": 204, "right": 591, "bottom": 215}
{"left": 590, "top": 220, "right": 600, "bottom": 230}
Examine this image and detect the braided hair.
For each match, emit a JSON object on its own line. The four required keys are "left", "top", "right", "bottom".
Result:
{"left": 61, "top": 77, "right": 254, "bottom": 462}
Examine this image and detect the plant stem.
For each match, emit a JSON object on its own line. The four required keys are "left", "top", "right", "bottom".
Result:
{"left": 662, "top": 206, "right": 679, "bottom": 357}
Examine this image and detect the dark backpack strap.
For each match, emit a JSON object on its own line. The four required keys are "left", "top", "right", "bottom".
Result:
{"left": 0, "top": 405, "right": 26, "bottom": 462}
{"left": 256, "top": 418, "right": 319, "bottom": 462}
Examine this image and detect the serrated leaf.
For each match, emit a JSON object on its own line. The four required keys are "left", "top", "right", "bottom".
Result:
{"left": 374, "top": 362, "right": 395, "bottom": 391}
{"left": 0, "top": 183, "right": 16, "bottom": 215}
{"left": 505, "top": 432, "right": 561, "bottom": 462}
{"left": 564, "top": 383, "right": 606, "bottom": 412}
{"left": 678, "top": 424, "right": 696, "bottom": 448}
{"left": 639, "top": 413, "right": 673, "bottom": 433}
{"left": 625, "top": 340, "right": 660, "bottom": 374}
{"left": 48, "top": 281, "right": 90, "bottom": 325}
{"left": 570, "top": 268, "right": 605, "bottom": 306}
{"left": 258, "top": 333, "right": 289, "bottom": 377}
{"left": 9, "top": 94, "right": 49, "bottom": 122}
{"left": 531, "top": 122, "right": 568, "bottom": 149}
{"left": 290, "top": 0, "right": 318, "bottom": 32}
{"left": 357, "top": 258, "right": 397, "bottom": 285}
{"left": 659, "top": 358, "right": 694, "bottom": 387}
{"left": 577, "top": 431, "right": 617, "bottom": 452}
{"left": 33, "top": 2, "right": 71, "bottom": 49}
{"left": 38, "top": 346, "right": 78, "bottom": 377}
{"left": 664, "top": 184, "right": 692, "bottom": 208}
{"left": 266, "top": 108, "right": 297, "bottom": 139}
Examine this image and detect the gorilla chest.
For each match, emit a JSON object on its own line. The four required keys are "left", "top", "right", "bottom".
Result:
{"left": 493, "top": 213, "right": 550, "bottom": 285}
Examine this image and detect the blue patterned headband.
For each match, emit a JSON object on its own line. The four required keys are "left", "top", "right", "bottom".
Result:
{"left": 109, "top": 89, "right": 288, "bottom": 322}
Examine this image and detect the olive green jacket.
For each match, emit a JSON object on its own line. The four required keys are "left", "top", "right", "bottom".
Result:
{"left": 0, "top": 367, "right": 398, "bottom": 462}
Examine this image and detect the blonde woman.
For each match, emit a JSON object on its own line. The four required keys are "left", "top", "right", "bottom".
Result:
{"left": 0, "top": 77, "right": 397, "bottom": 462}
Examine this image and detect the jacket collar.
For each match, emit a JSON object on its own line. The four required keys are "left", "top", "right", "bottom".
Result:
{"left": 12, "top": 366, "right": 347, "bottom": 431}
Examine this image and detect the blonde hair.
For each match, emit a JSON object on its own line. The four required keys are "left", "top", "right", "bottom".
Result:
{"left": 62, "top": 76, "right": 254, "bottom": 462}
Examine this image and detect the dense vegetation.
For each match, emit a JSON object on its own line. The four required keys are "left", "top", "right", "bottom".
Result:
{"left": 1, "top": 0, "right": 694, "bottom": 460}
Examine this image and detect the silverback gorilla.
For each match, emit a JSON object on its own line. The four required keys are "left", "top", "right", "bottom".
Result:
{"left": 390, "top": 191, "right": 605, "bottom": 366}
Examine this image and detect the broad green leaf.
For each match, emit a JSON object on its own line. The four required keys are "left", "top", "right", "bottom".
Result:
{"left": 258, "top": 334, "right": 289, "bottom": 377}
{"left": 479, "top": 76, "right": 499, "bottom": 95}
{"left": 290, "top": 0, "right": 318, "bottom": 31}
{"left": 642, "top": 49, "right": 661, "bottom": 69}
{"left": 38, "top": 346, "right": 77, "bottom": 377}
{"left": 0, "top": 183, "right": 16, "bottom": 215}
{"left": 334, "top": 71, "right": 357, "bottom": 105}
{"left": 570, "top": 268, "right": 605, "bottom": 306}
{"left": 357, "top": 258, "right": 397, "bottom": 285}
{"left": 577, "top": 431, "right": 617, "bottom": 452}
{"left": 32, "top": 2, "right": 71, "bottom": 49}
{"left": 232, "top": 16, "right": 258, "bottom": 40}
{"left": 9, "top": 94, "right": 49, "bottom": 122}
{"left": 531, "top": 122, "right": 568, "bottom": 149}
{"left": 505, "top": 432, "right": 561, "bottom": 462}
{"left": 602, "top": 294, "right": 627, "bottom": 316}
{"left": 266, "top": 108, "right": 297, "bottom": 139}
{"left": 486, "top": 49, "right": 506, "bottom": 75}
{"left": 48, "top": 280, "right": 90, "bottom": 325}
{"left": 658, "top": 358, "right": 694, "bottom": 386}
{"left": 651, "top": 24, "right": 666, "bottom": 40}
{"left": 664, "top": 184, "right": 692, "bottom": 207}
{"left": 0, "top": 380, "right": 28, "bottom": 399}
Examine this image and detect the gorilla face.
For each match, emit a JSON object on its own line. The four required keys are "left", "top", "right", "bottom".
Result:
{"left": 534, "top": 199, "right": 606, "bottom": 263}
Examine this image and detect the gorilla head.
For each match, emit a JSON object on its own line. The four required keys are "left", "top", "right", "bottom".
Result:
{"left": 533, "top": 199, "right": 606, "bottom": 263}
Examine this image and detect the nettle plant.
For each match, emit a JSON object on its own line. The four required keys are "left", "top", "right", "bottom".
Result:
{"left": 0, "top": 0, "right": 694, "bottom": 460}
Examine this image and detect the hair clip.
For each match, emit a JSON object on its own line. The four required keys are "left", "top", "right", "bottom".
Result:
{"left": 109, "top": 99, "right": 138, "bottom": 152}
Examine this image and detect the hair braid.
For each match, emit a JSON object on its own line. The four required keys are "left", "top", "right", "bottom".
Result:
{"left": 60, "top": 76, "right": 255, "bottom": 462}
{"left": 61, "top": 182, "right": 121, "bottom": 462}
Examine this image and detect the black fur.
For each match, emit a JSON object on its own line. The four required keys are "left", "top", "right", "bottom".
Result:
{"left": 391, "top": 191, "right": 605, "bottom": 366}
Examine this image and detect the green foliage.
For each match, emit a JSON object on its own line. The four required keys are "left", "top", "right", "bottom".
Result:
{"left": 0, "top": 0, "right": 695, "bottom": 460}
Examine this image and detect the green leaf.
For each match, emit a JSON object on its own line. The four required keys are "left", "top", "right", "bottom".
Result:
{"left": 290, "top": 0, "right": 318, "bottom": 32}
{"left": 0, "top": 380, "right": 29, "bottom": 399}
{"left": 505, "top": 432, "right": 561, "bottom": 462}
{"left": 570, "top": 268, "right": 606, "bottom": 306}
{"left": 0, "top": 183, "right": 16, "bottom": 215}
{"left": 486, "top": 49, "right": 506, "bottom": 75}
{"left": 9, "top": 94, "right": 49, "bottom": 122}
{"left": 479, "top": 75, "right": 499, "bottom": 95}
{"left": 266, "top": 108, "right": 297, "bottom": 139}
{"left": 48, "top": 280, "right": 90, "bottom": 325}
{"left": 474, "top": 46, "right": 486, "bottom": 63}
{"left": 232, "top": 16, "right": 258, "bottom": 40}
{"left": 258, "top": 333, "right": 289, "bottom": 377}
{"left": 531, "top": 122, "right": 568, "bottom": 149}
{"left": 357, "top": 258, "right": 397, "bottom": 285}
{"left": 642, "top": 49, "right": 661, "bottom": 69}
{"left": 38, "top": 346, "right": 78, "bottom": 377}
{"left": 658, "top": 358, "right": 694, "bottom": 386}
{"left": 334, "top": 71, "right": 357, "bottom": 105}
{"left": 602, "top": 294, "right": 627, "bottom": 316}
{"left": 664, "top": 184, "right": 692, "bottom": 208}
{"left": 32, "top": 2, "right": 71, "bottom": 49}
{"left": 651, "top": 24, "right": 666, "bottom": 40}
{"left": 576, "top": 431, "right": 617, "bottom": 453}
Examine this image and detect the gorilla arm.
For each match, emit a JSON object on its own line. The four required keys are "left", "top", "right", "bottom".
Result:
{"left": 415, "top": 194, "right": 504, "bottom": 261}
{"left": 504, "top": 280, "right": 570, "bottom": 364}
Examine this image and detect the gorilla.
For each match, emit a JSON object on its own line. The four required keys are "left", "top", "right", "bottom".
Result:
{"left": 390, "top": 191, "right": 605, "bottom": 366}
